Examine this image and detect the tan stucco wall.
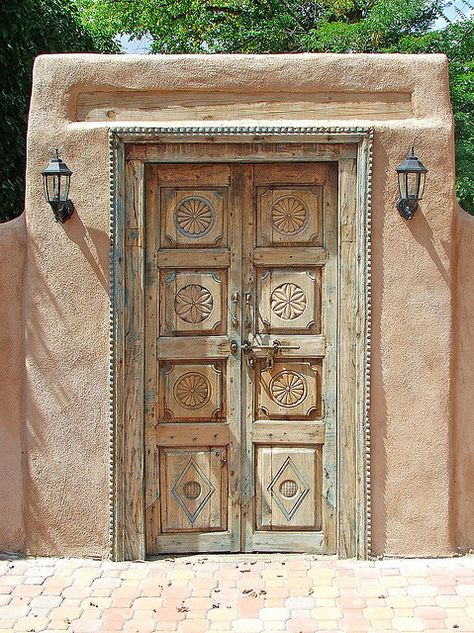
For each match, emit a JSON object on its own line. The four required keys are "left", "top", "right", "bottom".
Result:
{"left": 0, "top": 213, "right": 26, "bottom": 553}
{"left": 1, "top": 52, "right": 471, "bottom": 557}
{"left": 454, "top": 207, "right": 474, "bottom": 553}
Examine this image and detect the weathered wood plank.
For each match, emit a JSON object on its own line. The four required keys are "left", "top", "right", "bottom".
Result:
{"left": 253, "top": 247, "right": 327, "bottom": 267}
{"left": 251, "top": 531, "right": 325, "bottom": 553}
{"left": 337, "top": 157, "right": 359, "bottom": 559}
{"left": 144, "top": 164, "right": 161, "bottom": 555}
{"left": 153, "top": 424, "right": 230, "bottom": 446}
{"left": 123, "top": 158, "right": 146, "bottom": 561}
{"left": 156, "top": 336, "right": 235, "bottom": 359}
{"left": 125, "top": 142, "right": 357, "bottom": 163}
{"left": 251, "top": 421, "right": 325, "bottom": 444}
{"left": 157, "top": 249, "right": 231, "bottom": 268}
{"left": 78, "top": 90, "right": 412, "bottom": 123}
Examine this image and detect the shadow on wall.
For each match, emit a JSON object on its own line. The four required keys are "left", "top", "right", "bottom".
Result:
{"left": 63, "top": 214, "right": 109, "bottom": 293}
{"left": 23, "top": 211, "right": 110, "bottom": 556}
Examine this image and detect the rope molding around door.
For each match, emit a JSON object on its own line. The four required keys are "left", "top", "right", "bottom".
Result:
{"left": 107, "top": 125, "right": 374, "bottom": 560}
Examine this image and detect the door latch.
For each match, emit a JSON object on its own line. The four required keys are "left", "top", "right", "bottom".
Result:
{"left": 241, "top": 339, "right": 300, "bottom": 372}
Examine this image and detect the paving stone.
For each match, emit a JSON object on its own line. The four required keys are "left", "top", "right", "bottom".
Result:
{"left": 13, "top": 615, "right": 50, "bottom": 631}
{"left": 0, "top": 606, "right": 30, "bottom": 619}
{"left": 392, "top": 616, "right": 425, "bottom": 631}
{"left": 30, "top": 595, "right": 63, "bottom": 609}
{"left": 231, "top": 618, "right": 263, "bottom": 632}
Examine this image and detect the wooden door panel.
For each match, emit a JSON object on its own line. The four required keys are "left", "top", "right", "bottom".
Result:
{"left": 160, "top": 447, "right": 227, "bottom": 532}
{"left": 255, "top": 359, "right": 322, "bottom": 420}
{"left": 256, "top": 186, "right": 323, "bottom": 247}
{"left": 160, "top": 187, "right": 228, "bottom": 249}
{"left": 256, "top": 447, "right": 322, "bottom": 531}
{"left": 159, "top": 361, "right": 225, "bottom": 422}
{"left": 256, "top": 268, "right": 322, "bottom": 334}
{"left": 160, "top": 269, "right": 227, "bottom": 337}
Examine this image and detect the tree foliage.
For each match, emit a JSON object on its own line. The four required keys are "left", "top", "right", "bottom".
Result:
{"left": 0, "top": 0, "right": 117, "bottom": 222}
{"left": 76, "top": 0, "right": 474, "bottom": 214}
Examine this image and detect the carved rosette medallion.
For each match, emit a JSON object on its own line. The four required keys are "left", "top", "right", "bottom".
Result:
{"left": 270, "top": 370, "right": 307, "bottom": 408}
{"left": 174, "top": 372, "right": 211, "bottom": 409}
{"left": 270, "top": 196, "right": 308, "bottom": 235}
{"left": 174, "top": 284, "right": 214, "bottom": 323}
{"left": 174, "top": 196, "right": 215, "bottom": 238}
{"left": 270, "top": 283, "right": 307, "bottom": 320}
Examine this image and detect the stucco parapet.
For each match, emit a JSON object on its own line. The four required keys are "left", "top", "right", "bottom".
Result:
{"left": 30, "top": 53, "right": 452, "bottom": 126}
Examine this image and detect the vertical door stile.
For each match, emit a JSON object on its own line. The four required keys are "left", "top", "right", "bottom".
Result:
{"left": 240, "top": 164, "right": 256, "bottom": 552}
{"left": 322, "top": 165, "right": 338, "bottom": 553}
{"left": 227, "top": 165, "right": 243, "bottom": 552}
{"left": 144, "top": 165, "right": 160, "bottom": 555}
{"left": 123, "top": 158, "right": 146, "bottom": 561}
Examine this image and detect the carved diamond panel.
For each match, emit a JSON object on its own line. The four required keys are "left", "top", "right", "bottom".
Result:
{"left": 160, "top": 448, "right": 227, "bottom": 532}
{"left": 161, "top": 188, "right": 227, "bottom": 248}
{"left": 160, "top": 361, "right": 225, "bottom": 422}
{"left": 256, "top": 447, "right": 321, "bottom": 530}
{"left": 257, "top": 268, "right": 321, "bottom": 334}
{"left": 256, "top": 359, "right": 322, "bottom": 420}
{"left": 257, "top": 186, "right": 323, "bottom": 246}
{"left": 160, "top": 269, "right": 226, "bottom": 336}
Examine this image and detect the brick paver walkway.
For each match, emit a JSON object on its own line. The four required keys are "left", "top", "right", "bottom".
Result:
{"left": 1, "top": 555, "right": 474, "bottom": 632}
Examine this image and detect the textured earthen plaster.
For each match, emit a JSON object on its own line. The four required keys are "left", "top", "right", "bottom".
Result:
{"left": 0, "top": 52, "right": 471, "bottom": 557}
{"left": 0, "top": 214, "right": 26, "bottom": 553}
{"left": 454, "top": 207, "right": 474, "bottom": 554}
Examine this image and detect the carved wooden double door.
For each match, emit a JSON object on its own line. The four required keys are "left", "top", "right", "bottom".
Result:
{"left": 144, "top": 162, "right": 337, "bottom": 554}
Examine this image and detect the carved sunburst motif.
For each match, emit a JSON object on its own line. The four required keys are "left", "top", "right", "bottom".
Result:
{"left": 271, "top": 196, "right": 308, "bottom": 235}
{"left": 174, "top": 372, "right": 211, "bottom": 409}
{"left": 174, "top": 284, "right": 214, "bottom": 323}
{"left": 175, "top": 196, "right": 215, "bottom": 237}
{"left": 270, "top": 282, "right": 307, "bottom": 320}
{"left": 270, "top": 370, "right": 307, "bottom": 408}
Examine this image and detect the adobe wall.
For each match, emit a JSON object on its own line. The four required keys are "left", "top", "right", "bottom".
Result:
{"left": 0, "top": 214, "right": 26, "bottom": 553}
{"left": 454, "top": 207, "right": 474, "bottom": 554}
{"left": 0, "top": 52, "right": 472, "bottom": 558}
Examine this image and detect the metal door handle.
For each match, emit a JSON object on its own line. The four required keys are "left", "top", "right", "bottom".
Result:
{"left": 231, "top": 292, "right": 239, "bottom": 328}
{"left": 244, "top": 293, "right": 252, "bottom": 328}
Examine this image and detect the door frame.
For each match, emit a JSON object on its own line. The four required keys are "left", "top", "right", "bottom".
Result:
{"left": 108, "top": 125, "right": 374, "bottom": 561}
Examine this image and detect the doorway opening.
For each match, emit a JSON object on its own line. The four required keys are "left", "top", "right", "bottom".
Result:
{"left": 110, "top": 127, "right": 372, "bottom": 560}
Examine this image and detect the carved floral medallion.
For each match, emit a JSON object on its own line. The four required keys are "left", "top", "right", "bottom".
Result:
{"left": 271, "top": 196, "right": 308, "bottom": 235}
{"left": 270, "top": 282, "right": 307, "bottom": 320}
{"left": 174, "top": 372, "right": 211, "bottom": 409}
{"left": 270, "top": 370, "right": 307, "bottom": 408}
{"left": 174, "top": 196, "right": 215, "bottom": 238}
{"left": 174, "top": 284, "right": 214, "bottom": 323}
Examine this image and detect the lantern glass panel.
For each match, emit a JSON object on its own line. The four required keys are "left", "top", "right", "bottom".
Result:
{"left": 406, "top": 172, "right": 420, "bottom": 199}
{"left": 45, "top": 175, "right": 61, "bottom": 202}
{"left": 398, "top": 172, "right": 408, "bottom": 199}
{"left": 418, "top": 172, "right": 426, "bottom": 200}
{"left": 59, "top": 174, "right": 70, "bottom": 201}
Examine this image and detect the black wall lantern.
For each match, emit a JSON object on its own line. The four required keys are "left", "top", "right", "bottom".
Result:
{"left": 395, "top": 147, "right": 428, "bottom": 220}
{"left": 41, "top": 150, "right": 74, "bottom": 223}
